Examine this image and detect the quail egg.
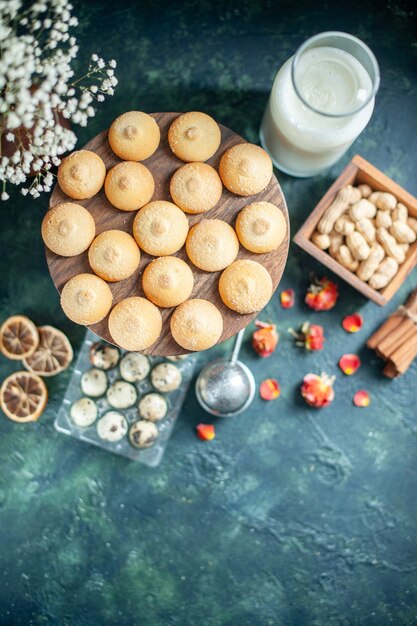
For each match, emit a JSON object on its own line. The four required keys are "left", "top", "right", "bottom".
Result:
{"left": 107, "top": 380, "right": 137, "bottom": 409}
{"left": 96, "top": 411, "right": 128, "bottom": 442}
{"left": 129, "top": 420, "right": 158, "bottom": 449}
{"left": 119, "top": 352, "right": 150, "bottom": 382}
{"left": 70, "top": 397, "right": 98, "bottom": 427}
{"left": 80, "top": 368, "right": 108, "bottom": 397}
{"left": 89, "top": 342, "right": 120, "bottom": 370}
{"left": 138, "top": 393, "right": 168, "bottom": 422}
{"left": 151, "top": 363, "right": 182, "bottom": 392}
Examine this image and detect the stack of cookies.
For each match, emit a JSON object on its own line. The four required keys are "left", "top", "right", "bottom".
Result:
{"left": 43, "top": 111, "right": 287, "bottom": 353}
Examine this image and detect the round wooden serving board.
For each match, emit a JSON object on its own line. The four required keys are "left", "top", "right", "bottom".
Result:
{"left": 47, "top": 112, "right": 289, "bottom": 355}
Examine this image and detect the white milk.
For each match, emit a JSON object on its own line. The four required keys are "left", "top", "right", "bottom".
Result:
{"left": 260, "top": 47, "right": 375, "bottom": 177}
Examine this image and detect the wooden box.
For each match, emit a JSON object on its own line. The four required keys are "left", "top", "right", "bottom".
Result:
{"left": 293, "top": 155, "right": 417, "bottom": 306}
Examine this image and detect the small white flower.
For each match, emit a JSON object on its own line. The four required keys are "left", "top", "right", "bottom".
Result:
{"left": 0, "top": 1, "right": 117, "bottom": 195}
{"left": 7, "top": 112, "right": 20, "bottom": 129}
{"left": 1, "top": 192, "right": 9, "bottom": 201}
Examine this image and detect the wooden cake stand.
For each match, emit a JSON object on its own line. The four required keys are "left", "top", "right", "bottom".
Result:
{"left": 47, "top": 112, "right": 289, "bottom": 355}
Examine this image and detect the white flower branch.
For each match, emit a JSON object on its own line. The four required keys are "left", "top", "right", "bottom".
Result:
{"left": 0, "top": 0, "right": 117, "bottom": 199}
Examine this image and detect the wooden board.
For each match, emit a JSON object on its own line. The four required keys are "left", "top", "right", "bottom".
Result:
{"left": 47, "top": 112, "right": 289, "bottom": 355}
{"left": 293, "top": 154, "right": 417, "bottom": 307}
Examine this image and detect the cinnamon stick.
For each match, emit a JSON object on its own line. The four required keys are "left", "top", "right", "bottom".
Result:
{"left": 366, "top": 314, "right": 403, "bottom": 349}
{"left": 390, "top": 339, "right": 417, "bottom": 373}
{"left": 375, "top": 318, "right": 415, "bottom": 358}
{"left": 367, "top": 287, "right": 417, "bottom": 378}
{"left": 383, "top": 362, "right": 399, "bottom": 378}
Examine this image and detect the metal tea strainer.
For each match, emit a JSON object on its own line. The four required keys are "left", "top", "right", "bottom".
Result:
{"left": 195, "top": 329, "right": 255, "bottom": 417}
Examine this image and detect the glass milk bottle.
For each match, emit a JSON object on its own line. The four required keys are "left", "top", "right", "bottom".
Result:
{"left": 260, "top": 32, "right": 380, "bottom": 177}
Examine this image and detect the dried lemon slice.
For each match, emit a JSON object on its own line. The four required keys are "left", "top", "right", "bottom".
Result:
{"left": 0, "top": 371, "right": 47, "bottom": 422}
{"left": 23, "top": 326, "right": 73, "bottom": 377}
{"left": 0, "top": 315, "right": 39, "bottom": 360}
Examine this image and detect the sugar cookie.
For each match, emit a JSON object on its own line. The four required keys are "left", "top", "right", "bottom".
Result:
{"left": 218, "top": 259, "right": 273, "bottom": 314}
{"left": 170, "top": 299, "right": 223, "bottom": 351}
{"left": 142, "top": 256, "right": 194, "bottom": 307}
{"left": 235, "top": 201, "right": 287, "bottom": 253}
{"left": 60, "top": 273, "right": 113, "bottom": 325}
{"left": 108, "top": 297, "right": 162, "bottom": 351}
{"left": 57, "top": 150, "right": 106, "bottom": 200}
{"left": 42, "top": 202, "right": 95, "bottom": 256}
{"left": 168, "top": 111, "right": 221, "bottom": 162}
{"left": 105, "top": 161, "right": 154, "bottom": 211}
{"left": 170, "top": 162, "right": 223, "bottom": 214}
{"left": 108, "top": 111, "right": 160, "bottom": 161}
{"left": 133, "top": 200, "right": 188, "bottom": 256}
{"left": 219, "top": 143, "right": 272, "bottom": 196}
{"left": 88, "top": 230, "right": 140, "bottom": 282}
{"left": 186, "top": 219, "right": 239, "bottom": 272}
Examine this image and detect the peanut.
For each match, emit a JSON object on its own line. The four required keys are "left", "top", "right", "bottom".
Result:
{"left": 356, "top": 217, "right": 376, "bottom": 245}
{"left": 334, "top": 214, "right": 355, "bottom": 235}
{"left": 336, "top": 245, "right": 359, "bottom": 271}
{"left": 376, "top": 227, "right": 406, "bottom": 264}
{"left": 346, "top": 231, "right": 371, "bottom": 261}
{"left": 328, "top": 230, "right": 343, "bottom": 258}
{"left": 350, "top": 199, "right": 377, "bottom": 221}
{"left": 357, "top": 183, "right": 372, "bottom": 198}
{"left": 375, "top": 210, "right": 392, "bottom": 229}
{"left": 392, "top": 203, "right": 408, "bottom": 222}
{"left": 399, "top": 243, "right": 410, "bottom": 255}
{"left": 369, "top": 257, "right": 399, "bottom": 290}
{"left": 311, "top": 230, "right": 331, "bottom": 250}
{"left": 356, "top": 244, "right": 385, "bottom": 282}
{"left": 317, "top": 185, "right": 362, "bottom": 234}
{"left": 376, "top": 192, "right": 397, "bottom": 211}
{"left": 368, "top": 191, "right": 381, "bottom": 205}
{"left": 407, "top": 216, "right": 417, "bottom": 234}
{"left": 389, "top": 220, "right": 416, "bottom": 244}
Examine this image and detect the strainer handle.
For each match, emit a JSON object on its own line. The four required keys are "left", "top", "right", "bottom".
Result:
{"left": 230, "top": 329, "right": 245, "bottom": 365}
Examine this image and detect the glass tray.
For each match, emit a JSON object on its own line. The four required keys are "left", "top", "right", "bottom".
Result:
{"left": 55, "top": 330, "right": 197, "bottom": 467}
